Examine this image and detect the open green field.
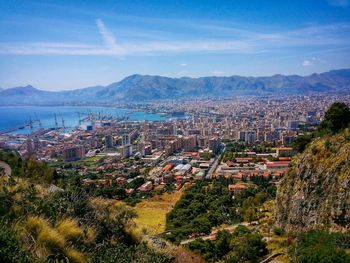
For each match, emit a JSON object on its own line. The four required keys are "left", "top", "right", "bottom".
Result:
{"left": 132, "top": 191, "right": 182, "bottom": 236}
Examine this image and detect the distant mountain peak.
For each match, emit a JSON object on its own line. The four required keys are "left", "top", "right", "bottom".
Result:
{"left": 10, "top": 84, "right": 38, "bottom": 91}
{"left": 21, "top": 85, "right": 37, "bottom": 91}
{"left": 0, "top": 68, "right": 349, "bottom": 105}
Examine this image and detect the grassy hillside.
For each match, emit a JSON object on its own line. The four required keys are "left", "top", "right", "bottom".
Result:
{"left": 133, "top": 191, "right": 182, "bottom": 236}
{"left": 0, "top": 151, "right": 173, "bottom": 263}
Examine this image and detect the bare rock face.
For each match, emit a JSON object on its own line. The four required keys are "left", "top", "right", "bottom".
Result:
{"left": 275, "top": 129, "right": 350, "bottom": 232}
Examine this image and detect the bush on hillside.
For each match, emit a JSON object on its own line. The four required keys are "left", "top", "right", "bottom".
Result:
{"left": 319, "top": 102, "right": 350, "bottom": 134}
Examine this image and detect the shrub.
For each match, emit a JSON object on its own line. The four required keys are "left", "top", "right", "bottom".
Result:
{"left": 290, "top": 231, "right": 350, "bottom": 263}
{"left": 292, "top": 134, "right": 313, "bottom": 153}
{"left": 186, "top": 225, "right": 267, "bottom": 263}
{"left": 319, "top": 102, "right": 350, "bottom": 134}
{"left": 273, "top": 226, "right": 285, "bottom": 236}
{"left": 0, "top": 225, "right": 31, "bottom": 263}
{"left": 324, "top": 139, "right": 332, "bottom": 150}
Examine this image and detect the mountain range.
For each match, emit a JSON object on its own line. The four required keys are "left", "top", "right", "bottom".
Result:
{"left": 1, "top": 69, "right": 350, "bottom": 105}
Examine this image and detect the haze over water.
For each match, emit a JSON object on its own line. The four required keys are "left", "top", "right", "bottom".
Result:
{"left": 0, "top": 106, "right": 166, "bottom": 134}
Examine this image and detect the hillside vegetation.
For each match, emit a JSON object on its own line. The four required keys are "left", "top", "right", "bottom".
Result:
{"left": 276, "top": 102, "right": 350, "bottom": 232}
{"left": 272, "top": 102, "right": 350, "bottom": 262}
{"left": 276, "top": 128, "right": 350, "bottom": 231}
{"left": 0, "top": 151, "right": 172, "bottom": 263}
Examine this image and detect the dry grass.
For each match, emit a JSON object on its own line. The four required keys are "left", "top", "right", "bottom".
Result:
{"left": 132, "top": 191, "right": 182, "bottom": 236}
{"left": 25, "top": 216, "right": 65, "bottom": 257}
{"left": 65, "top": 248, "right": 86, "bottom": 263}
{"left": 23, "top": 215, "right": 90, "bottom": 262}
{"left": 26, "top": 215, "right": 50, "bottom": 232}
{"left": 90, "top": 196, "right": 116, "bottom": 209}
{"left": 272, "top": 254, "right": 291, "bottom": 263}
{"left": 84, "top": 227, "right": 96, "bottom": 243}
{"left": 56, "top": 218, "right": 84, "bottom": 240}
{"left": 36, "top": 227, "right": 66, "bottom": 250}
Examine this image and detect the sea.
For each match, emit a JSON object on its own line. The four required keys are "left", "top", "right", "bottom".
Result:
{"left": 0, "top": 106, "right": 166, "bottom": 134}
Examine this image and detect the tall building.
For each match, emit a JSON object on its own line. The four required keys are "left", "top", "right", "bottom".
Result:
{"left": 197, "top": 136, "right": 207, "bottom": 149}
{"left": 287, "top": 120, "right": 299, "bottom": 131}
{"left": 183, "top": 135, "right": 196, "bottom": 152}
{"left": 144, "top": 145, "right": 152, "bottom": 155}
{"left": 105, "top": 135, "right": 113, "bottom": 148}
{"left": 122, "top": 134, "right": 130, "bottom": 146}
{"left": 173, "top": 123, "right": 177, "bottom": 135}
{"left": 209, "top": 137, "right": 221, "bottom": 153}
{"left": 129, "top": 130, "right": 139, "bottom": 141}
{"left": 139, "top": 142, "right": 145, "bottom": 156}
{"left": 63, "top": 145, "right": 85, "bottom": 161}
{"left": 265, "top": 130, "right": 280, "bottom": 143}
{"left": 239, "top": 131, "right": 257, "bottom": 144}
{"left": 120, "top": 145, "right": 133, "bottom": 158}
{"left": 245, "top": 131, "right": 257, "bottom": 144}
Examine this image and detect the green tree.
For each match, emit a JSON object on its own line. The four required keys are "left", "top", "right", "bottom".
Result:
{"left": 292, "top": 134, "right": 313, "bottom": 153}
{"left": 243, "top": 207, "right": 257, "bottom": 223}
{"left": 226, "top": 231, "right": 267, "bottom": 263}
{"left": 319, "top": 102, "right": 350, "bottom": 134}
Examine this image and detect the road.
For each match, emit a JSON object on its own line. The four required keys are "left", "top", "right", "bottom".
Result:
{"left": 206, "top": 157, "right": 219, "bottom": 179}
{"left": 0, "top": 161, "right": 11, "bottom": 176}
{"left": 205, "top": 146, "right": 225, "bottom": 179}
{"left": 180, "top": 222, "right": 249, "bottom": 245}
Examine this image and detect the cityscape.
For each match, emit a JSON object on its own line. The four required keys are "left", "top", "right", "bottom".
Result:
{"left": 2, "top": 95, "right": 349, "bottom": 187}
{"left": 0, "top": 1, "right": 350, "bottom": 263}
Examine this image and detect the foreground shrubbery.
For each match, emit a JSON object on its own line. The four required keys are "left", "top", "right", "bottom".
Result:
{"left": 187, "top": 225, "right": 267, "bottom": 263}
{"left": 93, "top": 243, "right": 173, "bottom": 263}
{"left": 0, "top": 150, "right": 54, "bottom": 182}
{"left": 290, "top": 231, "right": 350, "bottom": 263}
{"left": 165, "top": 178, "right": 276, "bottom": 244}
{"left": 0, "top": 152, "right": 172, "bottom": 263}
{"left": 0, "top": 225, "right": 32, "bottom": 263}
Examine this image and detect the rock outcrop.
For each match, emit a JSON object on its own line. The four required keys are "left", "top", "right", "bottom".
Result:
{"left": 275, "top": 129, "right": 350, "bottom": 232}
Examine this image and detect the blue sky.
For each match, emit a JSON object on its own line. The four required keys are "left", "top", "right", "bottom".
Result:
{"left": 0, "top": 0, "right": 350, "bottom": 90}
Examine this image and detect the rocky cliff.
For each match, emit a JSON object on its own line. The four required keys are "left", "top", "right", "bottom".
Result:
{"left": 275, "top": 129, "right": 350, "bottom": 232}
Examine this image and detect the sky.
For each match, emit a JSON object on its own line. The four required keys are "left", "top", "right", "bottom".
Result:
{"left": 0, "top": 0, "right": 350, "bottom": 91}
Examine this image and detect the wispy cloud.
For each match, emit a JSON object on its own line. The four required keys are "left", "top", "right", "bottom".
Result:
{"left": 0, "top": 42, "right": 107, "bottom": 55}
{"left": 302, "top": 57, "right": 325, "bottom": 67}
{"left": 302, "top": 59, "right": 314, "bottom": 66}
{"left": 95, "top": 19, "right": 125, "bottom": 57}
{"left": 180, "top": 63, "right": 187, "bottom": 67}
{"left": 0, "top": 20, "right": 349, "bottom": 57}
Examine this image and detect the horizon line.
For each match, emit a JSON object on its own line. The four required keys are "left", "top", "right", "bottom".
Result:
{"left": 1, "top": 67, "right": 349, "bottom": 92}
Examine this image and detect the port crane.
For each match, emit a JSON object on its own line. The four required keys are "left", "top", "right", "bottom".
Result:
{"left": 54, "top": 113, "right": 58, "bottom": 129}
{"left": 28, "top": 115, "right": 34, "bottom": 134}
{"left": 61, "top": 117, "right": 65, "bottom": 129}
{"left": 34, "top": 112, "right": 42, "bottom": 129}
